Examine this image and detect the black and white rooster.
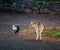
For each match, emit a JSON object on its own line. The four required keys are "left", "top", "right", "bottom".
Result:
{"left": 12, "top": 25, "right": 19, "bottom": 33}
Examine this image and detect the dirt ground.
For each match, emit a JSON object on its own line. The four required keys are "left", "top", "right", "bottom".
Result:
{"left": 0, "top": 12, "right": 60, "bottom": 50}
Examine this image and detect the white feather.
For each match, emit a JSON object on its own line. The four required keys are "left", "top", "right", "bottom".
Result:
{"left": 12, "top": 25, "right": 17, "bottom": 31}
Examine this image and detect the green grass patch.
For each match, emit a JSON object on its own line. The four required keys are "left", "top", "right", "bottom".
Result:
{"left": 43, "top": 30, "right": 60, "bottom": 37}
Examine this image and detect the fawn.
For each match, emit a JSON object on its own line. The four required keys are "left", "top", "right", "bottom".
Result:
{"left": 30, "top": 21, "right": 44, "bottom": 40}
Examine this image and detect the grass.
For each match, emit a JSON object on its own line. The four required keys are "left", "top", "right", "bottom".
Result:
{"left": 20, "top": 29, "right": 60, "bottom": 41}
{"left": 43, "top": 30, "right": 60, "bottom": 37}
{"left": 21, "top": 29, "right": 60, "bottom": 38}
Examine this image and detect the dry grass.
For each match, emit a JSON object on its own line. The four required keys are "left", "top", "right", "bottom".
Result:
{"left": 19, "top": 29, "right": 36, "bottom": 40}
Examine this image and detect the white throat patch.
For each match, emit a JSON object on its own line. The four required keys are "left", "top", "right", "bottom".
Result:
{"left": 36, "top": 26, "right": 40, "bottom": 30}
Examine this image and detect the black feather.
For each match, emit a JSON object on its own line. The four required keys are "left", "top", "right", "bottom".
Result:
{"left": 14, "top": 26, "right": 19, "bottom": 33}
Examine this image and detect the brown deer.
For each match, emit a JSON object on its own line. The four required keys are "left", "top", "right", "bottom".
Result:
{"left": 29, "top": 21, "right": 44, "bottom": 40}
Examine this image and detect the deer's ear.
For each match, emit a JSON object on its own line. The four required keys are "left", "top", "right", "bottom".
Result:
{"left": 31, "top": 21, "right": 33, "bottom": 25}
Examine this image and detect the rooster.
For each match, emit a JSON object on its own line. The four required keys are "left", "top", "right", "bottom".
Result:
{"left": 12, "top": 25, "right": 19, "bottom": 33}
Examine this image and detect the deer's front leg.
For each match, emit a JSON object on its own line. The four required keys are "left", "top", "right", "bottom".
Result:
{"left": 40, "top": 32, "right": 42, "bottom": 40}
{"left": 39, "top": 29, "right": 43, "bottom": 40}
{"left": 36, "top": 30, "right": 39, "bottom": 40}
